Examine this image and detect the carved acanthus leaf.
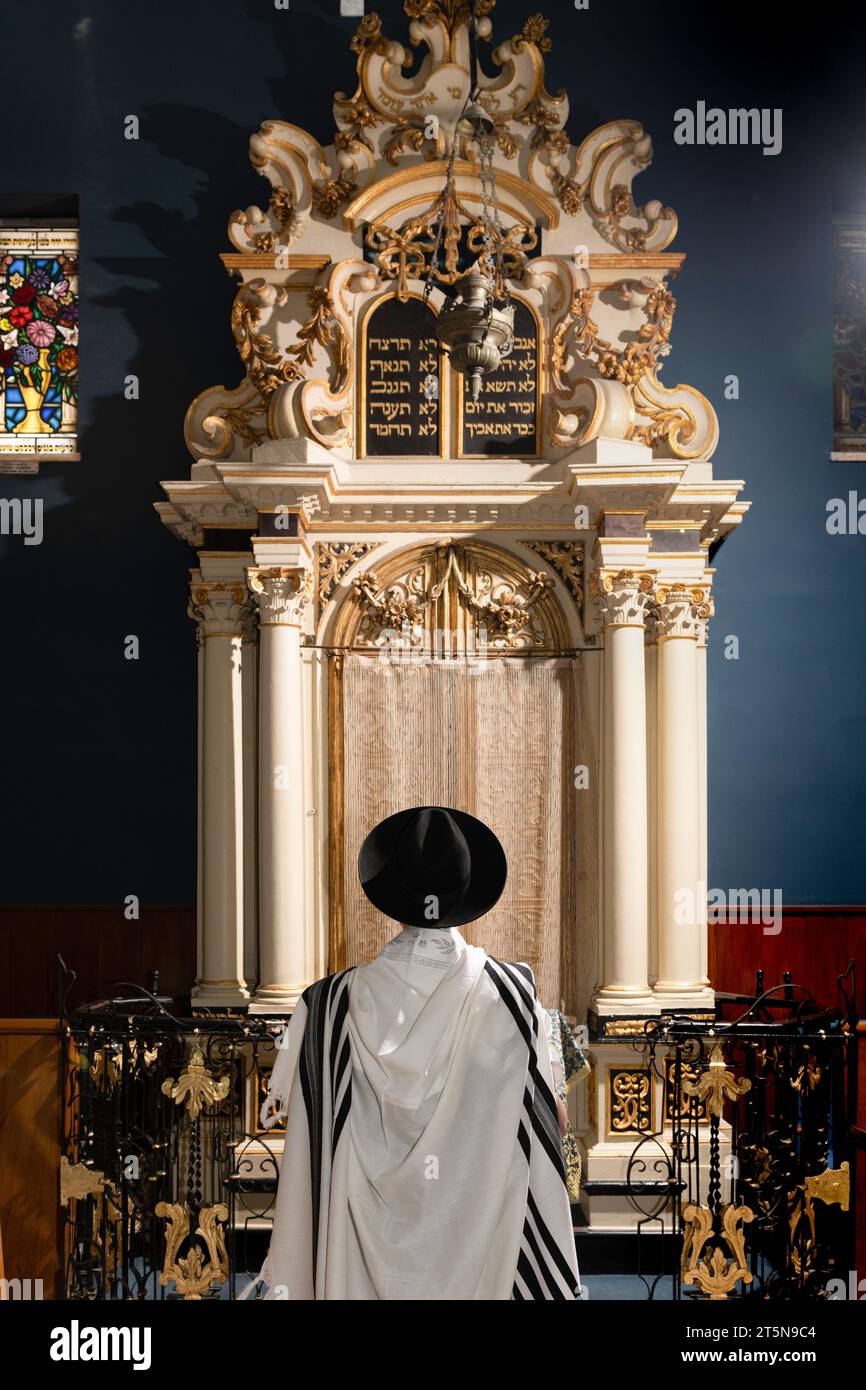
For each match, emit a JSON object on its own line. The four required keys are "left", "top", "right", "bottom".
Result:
{"left": 231, "top": 284, "right": 300, "bottom": 398}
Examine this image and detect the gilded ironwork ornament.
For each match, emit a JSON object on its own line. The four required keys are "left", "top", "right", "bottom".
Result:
{"left": 681, "top": 1202, "right": 755, "bottom": 1300}
{"left": 682, "top": 1043, "right": 752, "bottom": 1118}
{"left": 154, "top": 1201, "right": 230, "bottom": 1300}
{"left": 160, "top": 1045, "right": 231, "bottom": 1120}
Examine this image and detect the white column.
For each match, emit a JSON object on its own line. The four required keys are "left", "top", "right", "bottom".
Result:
{"left": 247, "top": 566, "right": 312, "bottom": 1014}
{"left": 593, "top": 571, "right": 656, "bottom": 1013}
{"left": 653, "top": 585, "right": 714, "bottom": 1008}
{"left": 697, "top": 630, "right": 710, "bottom": 989}
{"left": 241, "top": 609, "right": 259, "bottom": 992}
{"left": 645, "top": 617, "right": 658, "bottom": 988}
{"left": 188, "top": 575, "right": 250, "bottom": 1008}
{"left": 191, "top": 613, "right": 204, "bottom": 991}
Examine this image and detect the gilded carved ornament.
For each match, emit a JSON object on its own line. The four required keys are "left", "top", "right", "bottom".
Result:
{"left": 608, "top": 1068, "right": 652, "bottom": 1133}
{"left": 591, "top": 568, "right": 655, "bottom": 627}
{"left": 160, "top": 1046, "right": 231, "bottom": 1121}
{"left": 349, "top": 541, "right": 559, "bottom": 651}
{"left": 540, "top": 258, "right": 718, "bottom": 458}
{"left": 681, "top": 1201, "right": 755, "bottom": 1300}
{"left": 366, "top": 179, "right": 536, "bottom": 300}
{"left": 265, "top": 260, "right": 370, "bottom": 450}
{"left": 317, "top": 541, "right": 383, "bottom": 611}
{"left": 184, "top": 3, "right": 718, "bottom": 467}
{"left": 682, "top": 1043, "right": 751, "bottom": 1119}
{"left": 188, "top": 580, "right": 250, "bottom": 637}
{"left": 187, "top": 259, "right": 368, "bottom": 460}
{"left": 430, "top": 542, "right": 554, "bottom": 644}
{"left": 652, "top": 582, "right": 714, "bottom": 641}
{"left": 154, "top": 1200, "right": 229, "bottom": 1300}
{"left": 549, "top": 277, "right": 673, "bottom": 392}
{"left": 520, "top": 540, "right": 583, "bottom": 605}
{"left": 248, "top": 566, "right": 313, "bottom": 626}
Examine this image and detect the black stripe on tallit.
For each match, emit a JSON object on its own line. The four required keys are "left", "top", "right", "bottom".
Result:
{"left": 298, "top": 975, "right": 331, "bottom": 1280}
{"left": 328, "top": 974, "right": 350, "bottom": 1080}
{"left": 517, "top": 1113, "right": 531, "bottom": 1163}
{"left": 515, "top": 1246, "right": 546, "bottom": 1300}
{"left": 332, "top": 1034, "right": 352, "bottom": 1151}
{"left": 483, "top": 959, "right": 534, "bottom": 1048}
{"left": 522, "top": 1217, "right": 569, "bottom": 1299}
{"left": 297, "top": 969, "right": 356, "bottom": 1281}
{"left": 486, "top": 958, "right": 577, "bottom": 1300}
{"left": 530, "top": 1088, "right": 567, "bottom": 1182}
{"left": 487, "top": 960, "right": 566, "bottom": 1181}
{"left": 526, "top": 1189, "right": 579, "bottom": 1292}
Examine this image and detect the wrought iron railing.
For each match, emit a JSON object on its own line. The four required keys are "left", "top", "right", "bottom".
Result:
{"left": 622, "top": 978, "right": 855, "bottom": 1300}
{"left": 60, "top": 974, "right": 285, "bottom": 1301}
{"left": 59, "top": 968, "right": 855, "bottom": 1301}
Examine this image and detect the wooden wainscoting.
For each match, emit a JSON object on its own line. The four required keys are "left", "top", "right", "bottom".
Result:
{"left": 0, "top": 904, "right": 196, "bottom": 1018}
{"left": 709, "top": 905, "right": 865, "bottom": 1017}
{"left": 0, "top": 1020, "right": 62, "bottom": 1298}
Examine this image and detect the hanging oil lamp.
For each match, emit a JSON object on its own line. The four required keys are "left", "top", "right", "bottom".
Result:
{"left": 423, "top": 20, "right": 514, "bottom": 401}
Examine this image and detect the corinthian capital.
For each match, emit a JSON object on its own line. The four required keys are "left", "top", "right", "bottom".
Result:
{"left": 591, "top": 568, "right": 656, "bottom": 628}
{"left": 653, "top": 583, "right": 714, "bottom": 642}
{"left": 247, "top": 566, "right": 312, "bottom": 627}
{"left": 188, "top": 577, "right": 250, "bottom": 637}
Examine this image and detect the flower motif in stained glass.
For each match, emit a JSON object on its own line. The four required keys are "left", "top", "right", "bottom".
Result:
{"left": 0, "top": 243, "right": 78, "bottom": 456}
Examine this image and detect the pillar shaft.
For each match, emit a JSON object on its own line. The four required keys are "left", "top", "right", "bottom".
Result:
{"left": 241, "top": 612, "right": 259, "bottom": 991}
{"left": 593, "top": 571, "right": 655, "bottom": 1010}
{"left": 189, "top": 576, "right": 250, "bottom": 1007}
{"left": 248, "top": 566, "right": 311, "bottom": 1014}
{"left": 653, "top": 587, "right": 714, "bottom": 1007}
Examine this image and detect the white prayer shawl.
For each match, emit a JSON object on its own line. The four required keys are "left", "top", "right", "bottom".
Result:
{"left": 256, "top": 928, "right": 580, "bottom": 1300}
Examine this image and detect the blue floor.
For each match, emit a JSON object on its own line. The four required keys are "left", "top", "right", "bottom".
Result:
{"left": 581, "top": 1273, "right": 677, "bottom": 1300}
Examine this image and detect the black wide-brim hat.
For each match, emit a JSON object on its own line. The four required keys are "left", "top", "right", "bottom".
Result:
{"left": 358, "top": 805, "right": 507, "bottom": 930}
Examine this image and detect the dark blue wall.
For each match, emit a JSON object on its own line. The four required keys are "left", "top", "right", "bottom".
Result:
{"left": 0, "top": 0, "right": 862, "bottom": 904}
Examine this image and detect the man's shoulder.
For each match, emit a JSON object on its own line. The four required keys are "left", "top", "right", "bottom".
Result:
{"left": 300, "top": 966, "right": 356, "bottom": 1008}
{"left": 484, "top": 955, "right": 538, "bottom": 997}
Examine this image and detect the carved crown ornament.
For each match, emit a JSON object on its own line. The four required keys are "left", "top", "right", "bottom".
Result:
{"left": 177, "top": 0, "right": 721, "bottom": 474}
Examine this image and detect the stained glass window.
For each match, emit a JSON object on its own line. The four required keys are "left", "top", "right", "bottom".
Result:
{"left": 0, "top": 215, "right": 78, "bottom": 471}
{"left": 832, "top": 202, "right": 866, "bottom": 460}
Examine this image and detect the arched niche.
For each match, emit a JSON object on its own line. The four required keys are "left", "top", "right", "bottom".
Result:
{"left": 325, "top": 540, "right": 588, "bottom": 1016}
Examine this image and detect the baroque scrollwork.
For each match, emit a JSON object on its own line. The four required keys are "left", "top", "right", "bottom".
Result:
{"left": 154, "top": 1201, "right": 229, "bottom": 1300}
{"left": 520, "top": 540, "right": 583, "bottom": 605}
{"left": 231, "top": 280, "right": 299, "bottom": 398}
{"left": 682, "top": 1202, "right": 755, "bottom": 1300}
{"left": 682, "top": 1043, "right": 752, "bottom": 1118}
{"left": 366, "top": 185, "right": 536, "bottom": 302}
{"left": 160, "top": 1046, "right": 231, "bottom": 1120}
{"left": 317, "top": 541, "right": 382, "bottom": 611}
{"left": 347, "top": 542, "right": 564, "bottom": 652}
{"left": 540, "top": 257, "right": 718, "bottom": 457}
{"left": 183, "top": 1, "right": 708, "bottom": 469}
